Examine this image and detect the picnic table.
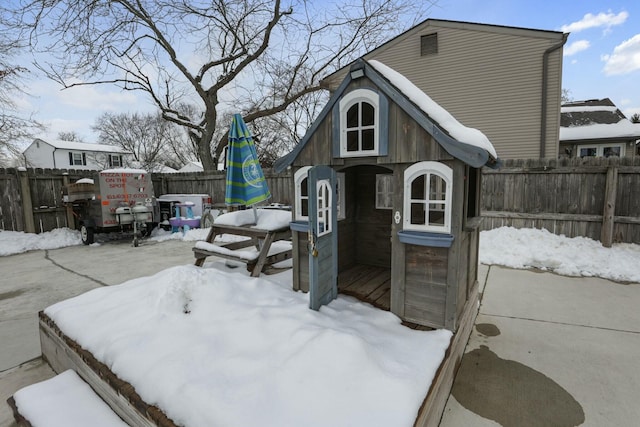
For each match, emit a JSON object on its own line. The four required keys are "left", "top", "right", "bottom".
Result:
{"left": 193, "top": 209, "right": 293, "bottom": 277}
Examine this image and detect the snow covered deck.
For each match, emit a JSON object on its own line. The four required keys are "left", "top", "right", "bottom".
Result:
{"left": 32, "top": 264, "right": 476, "bottom": 427}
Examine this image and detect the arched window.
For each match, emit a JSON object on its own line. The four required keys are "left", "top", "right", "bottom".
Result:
{"left": 294, "top": 166, "right": 312, "bottom": 220}
{"left": 403, "top": 162, "right": 452, "bottom": 233}
{"left": 295, "top": 167, "right": 345, "bottom": 221}
{"left": 316, "top": 180, "right": 332, "bottom": 236}
{"left": 339, "top": 89, "right": 379, "bottom": 157}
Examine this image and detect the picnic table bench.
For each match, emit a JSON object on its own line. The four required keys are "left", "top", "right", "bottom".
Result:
{"left": 193, "top": 223, "right": 292, "bottom": 277}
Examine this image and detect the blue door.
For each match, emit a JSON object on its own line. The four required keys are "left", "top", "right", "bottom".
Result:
{"left": 308, "top": 166, "right": 338, "bottom": 310}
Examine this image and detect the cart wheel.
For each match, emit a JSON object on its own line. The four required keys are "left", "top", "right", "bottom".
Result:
{"left": 80, "top": 224, "right": 95, "bottom": 245}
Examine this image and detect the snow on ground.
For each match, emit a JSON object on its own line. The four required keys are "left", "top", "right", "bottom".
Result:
{"left": 0, "top": 228, "right": 83, "bottom": 256}
{"left": 2, "top": 225, "right": 638, "bottom": 283}
{"left": 13, "top": 370, "right": 128, "bottom": 427}
{"left": 480, "top": 227, "right": 640, "bottom": 283}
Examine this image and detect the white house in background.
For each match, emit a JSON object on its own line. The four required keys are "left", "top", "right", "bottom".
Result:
{"left": 177, "top": 161, "right": 204, "bottom": 172}
{"left": 560, "top": 99, "right": 640, "bottom": 158}
{"left": 23, "top": 138, "right": 134, "bottom": 170}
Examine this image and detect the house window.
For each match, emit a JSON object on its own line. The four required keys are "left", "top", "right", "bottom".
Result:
{"left": 376, "top": 174, "right": 393, "bottom": 209}
{"left": 316, "top": 180, "right": 332, "bottom": 237}
{"left": 294, "top": 166, "right": 311, "bottom": 221}
{"left": 339, "top": 89, "right": 379, "bottom": 157}
{"left": 420, "top": 33, "right": 438, "bottom": 56}
{"left": 295, "top": 167, "right": 345, "bottom": 221}
{"left": 69, "top": 152, "right": 86, "bottom": 166}
{"left": 403, "top": 161, "right": 452, "bottom": 233}
{"left": 109, "top": 154, "right": 123, "bottom": 167}
{"left": 578, "top": 144, "right": 625, "bottom": 158}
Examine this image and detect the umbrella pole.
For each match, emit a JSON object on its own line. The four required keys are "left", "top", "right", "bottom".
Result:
{"left": 252, "top": 205, "right": 258, "bottom": 225}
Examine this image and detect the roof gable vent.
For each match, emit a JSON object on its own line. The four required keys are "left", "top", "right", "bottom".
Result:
{"left": 421, "top": 33, "right": 438, "bottom": 56}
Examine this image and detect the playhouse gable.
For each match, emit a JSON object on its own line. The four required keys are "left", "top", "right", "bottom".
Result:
{"left": 274, "top": 59, "right": 498, "bottom": 173}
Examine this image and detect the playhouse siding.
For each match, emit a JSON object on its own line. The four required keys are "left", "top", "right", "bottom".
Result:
{"left": 287, "top": 60, "right": 488, "bottom": 330}
{"left": 324, "top": 20, "right": 564, "bottom": 159}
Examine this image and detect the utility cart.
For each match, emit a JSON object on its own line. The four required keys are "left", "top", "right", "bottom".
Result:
{"left": 62, "top": 169, "right": 159, "bottom": 246}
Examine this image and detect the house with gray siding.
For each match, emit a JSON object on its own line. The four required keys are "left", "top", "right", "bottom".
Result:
{"left": 322, "top": 19, "right": 567, "bottom": 160}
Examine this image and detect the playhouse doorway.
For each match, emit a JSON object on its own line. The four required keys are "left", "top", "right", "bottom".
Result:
{"left": 337, "top": 164, "right": 393, "bottom": 310}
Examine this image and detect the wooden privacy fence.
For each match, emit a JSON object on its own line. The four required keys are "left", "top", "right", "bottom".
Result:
{"left": 151, "top": 170, "right": 292, "bottom": 208}
{"left": 481, "top": 157, "right": 640, "bottom": 245}
{"left": 2, "top": 158, "right": 640, "bottom": 245}
{"left": 0, "top": 168, "right": 292, "bottom": 234}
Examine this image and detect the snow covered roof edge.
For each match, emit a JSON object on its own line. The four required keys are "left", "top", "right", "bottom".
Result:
{"left": 274, "top": 59, "right": 499, "bottom": 173}
{"left": 32, "top": 138, "right": 133, "bottom": 154}
{"left": 368, "top": 60, "right": 498, "bottom": 159}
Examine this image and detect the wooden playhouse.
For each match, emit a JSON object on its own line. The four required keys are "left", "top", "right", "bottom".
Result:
{"left": 274, "top": 58, "right": 500, "bottom": 331}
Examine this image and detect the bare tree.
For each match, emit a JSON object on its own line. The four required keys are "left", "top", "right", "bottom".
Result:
{"left": 93, "top": 111, "right": 181, "bottom": 172}
{"left": 0, "top": 24, "right": 43, "bottom": 166}
{"left": 57, "top": 130, "right": 84, "bottom": 142}
{"left": 561, "top": 88, "right": 573, "bottom": 104}
{"left": 4, "top": 0, "right": 434, "bottom": 170}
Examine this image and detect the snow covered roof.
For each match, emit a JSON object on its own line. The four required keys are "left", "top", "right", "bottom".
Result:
{"left": 275, "top": 59, "right": 499, "bottom": 172}
{"left": 178, "top": 161, "right": 204, "bottom": 172}
{"left": 560, "top": 99, "right": 640, "bottom": 141}
{"left": 369, "top": 60, "right": 497, "bottom": 158}
{"left": 33, "top": 138, "right": 132, "bottom": 154}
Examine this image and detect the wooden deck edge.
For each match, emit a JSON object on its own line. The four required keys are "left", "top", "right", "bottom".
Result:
{"left": 413, "top": 281, "right": 480, "bottom": 427}
{"left": 6, "top": 396, "right": 33, "bottom": 427}
{"left": 38, "top": 312, "right": 178, "bottom": 427}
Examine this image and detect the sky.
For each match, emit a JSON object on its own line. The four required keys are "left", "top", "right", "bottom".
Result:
{"left": 4, "top": 221, "right": 640, "bottom": 425}
{"left": 14, "top": 0, "right": 640, "bottom": 146}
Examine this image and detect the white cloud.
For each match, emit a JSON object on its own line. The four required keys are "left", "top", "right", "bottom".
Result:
{"left": 563, "top": 40, "right": 590, "bottom": 56}
{"left": 34, "top": 117, "right": 96, "bottom": 142}
{"left": 602, "top": 34, "right": 640, "bottom": 75}
{"left": 560, "top": 11, "right": 628, "bottom": 34}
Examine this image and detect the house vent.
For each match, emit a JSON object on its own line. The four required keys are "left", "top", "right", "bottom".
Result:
{"left": 420, "top": 33, "right": 438, "bottom": 56}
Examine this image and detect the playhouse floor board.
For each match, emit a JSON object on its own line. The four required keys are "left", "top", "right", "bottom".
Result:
{"left": 338, "top": 264, "right": 391, "bottom": 310}
{"left": 338, "top": 264, "right": 433, "bottom": 331}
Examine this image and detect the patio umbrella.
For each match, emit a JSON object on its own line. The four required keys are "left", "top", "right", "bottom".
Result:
{"left": 225, "top": 113, "right": 271, "bottom": 223}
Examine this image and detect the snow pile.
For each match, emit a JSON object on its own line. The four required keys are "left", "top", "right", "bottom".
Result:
{"left": 480, "top": 226, "right": 640, "bottom": 283}
{"left": 0, "top": 228, "right": 82, "bottom": 255}
{"left": 149, "top": 226, "right": 211, "bottom": 242}
{"left": 13, "top": 370, "right": 128, "bottom": 427}
{"left": 45, "top": 266, "right": 451, "bottom": 427}
{"left": 368, "top": 60, "right": 497, "bottom": 158}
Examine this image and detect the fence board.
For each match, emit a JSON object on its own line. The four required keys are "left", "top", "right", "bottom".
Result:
{"left": 481, "top": 157, "right": 640, "bottom": 244}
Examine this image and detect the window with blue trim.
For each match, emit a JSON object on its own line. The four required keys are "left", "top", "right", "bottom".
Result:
{"left": 339, "top": 89, "right": 379, "bottom": 157}
{"left": 294, "top": 166, "right": 311, "bottom": 220}
{"left": 295, "top": 167, "right": 345, "bottom": 221}
{"left": 403, "top": 161, "right": 452, "bottom": 233}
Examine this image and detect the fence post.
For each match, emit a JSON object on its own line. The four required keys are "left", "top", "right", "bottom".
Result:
{"left": 18, "top": 169, "right": 36, "bottom": 233}
{"left": 62, "top": 173, "right": 75, "bottom": 230}
{"left": 601, "top": 166, "right": 618, "bottom": 247}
